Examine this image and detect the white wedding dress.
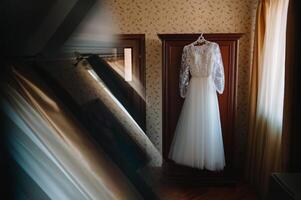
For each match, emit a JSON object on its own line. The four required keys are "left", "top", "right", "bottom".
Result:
{"left": 168, "top": 41, "right": 226, "bottom": 171}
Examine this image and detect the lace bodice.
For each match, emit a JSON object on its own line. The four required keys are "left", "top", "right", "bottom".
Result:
{"left": 179, "top": 42, "right": 225, "bottom": 98}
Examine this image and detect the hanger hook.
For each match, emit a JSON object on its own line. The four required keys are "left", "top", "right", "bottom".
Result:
{"left": 198, "top": 33, "right": 203, "bottom": 40}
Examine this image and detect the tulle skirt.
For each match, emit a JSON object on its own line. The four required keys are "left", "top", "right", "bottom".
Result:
{"left": 168, "top": 76, "right": 225, "bottom": 171}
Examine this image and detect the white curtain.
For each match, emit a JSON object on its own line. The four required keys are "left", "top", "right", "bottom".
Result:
{"left": 247, "top": 0, "right": 289, "bottom": 197}
{"left": 257, "top": 0, "right": 289, "bottom": 131}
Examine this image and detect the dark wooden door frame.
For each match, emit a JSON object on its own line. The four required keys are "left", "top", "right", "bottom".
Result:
{"left": 158, "top": 33, "right": 243, "bottom": 180}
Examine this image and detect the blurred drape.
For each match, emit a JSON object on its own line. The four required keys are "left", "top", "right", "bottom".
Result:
{"left": 39, "top": 59, "right": 162, "bottom": 167}
{"left": 86, "top": 55, "right": 146, "bottom": 130}
{"left": 31, "top": 62, "right": 159, "bottom": 199}
{"left": 246, "top": 0, "right": 289, "bottom": 197}
{"left": 1, "top": 67, "right": 142, "bottom": 200}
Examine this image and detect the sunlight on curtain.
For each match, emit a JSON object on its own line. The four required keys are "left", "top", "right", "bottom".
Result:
{"left": 247, "top": 0, "right": 289, "bottom": 197}
{"left": 257, "top": 0, "right": 289, "bottom": 130}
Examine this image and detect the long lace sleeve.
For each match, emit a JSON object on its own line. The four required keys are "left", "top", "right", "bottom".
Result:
{"left": 213, "top": 44, "right": 225, "bottom": 94}
{"left": 179, "top": 46, "right": 190, "bottom": 98}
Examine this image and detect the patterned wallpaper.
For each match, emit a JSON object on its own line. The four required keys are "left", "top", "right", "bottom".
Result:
{"left": 103, "top": 0, "right": 258, "bottom": 164}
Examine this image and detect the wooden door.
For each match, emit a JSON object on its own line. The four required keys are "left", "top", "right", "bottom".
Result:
{"left": 158, "top": 33, "right": 243, "bottom": 182}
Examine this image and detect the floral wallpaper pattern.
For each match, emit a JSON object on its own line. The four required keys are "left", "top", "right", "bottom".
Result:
{"left": 103, "top": 0, "right": 258, "bottom": 166}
